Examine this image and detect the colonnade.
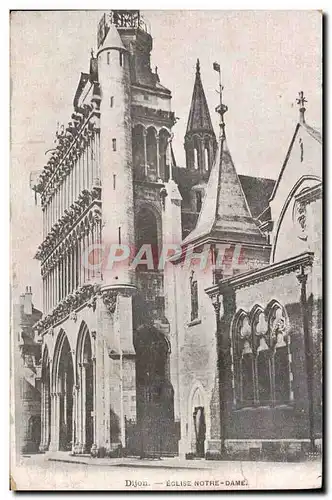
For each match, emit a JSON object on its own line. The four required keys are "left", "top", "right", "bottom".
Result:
{"left": 43, "top": 129, "right": 100, "bottom": 236}
{"left": 132, "top": 124, "right": 171, "bottom": 181}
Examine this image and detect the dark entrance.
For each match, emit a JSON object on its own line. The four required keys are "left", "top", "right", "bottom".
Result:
{"left": 58, "top": 336, "right": 74, "bottom": 451}
{"left": 132, "top": 326, "right": 178, "bottom": 457}
{"left": 193, "top": 406, "right": 206, "bottom": 458}
{"left": 28, "top": 416, "right": 41, "bottom": 452}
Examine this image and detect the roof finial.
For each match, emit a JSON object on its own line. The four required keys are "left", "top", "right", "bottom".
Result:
{"left": 213, "top": 62, "right": 228, "bottom": 138}
{"left": 296, "top": 91, "right": 307, "bottom": 124}
{"left": 196, "top": 58, "right": 200, "bottom": 74}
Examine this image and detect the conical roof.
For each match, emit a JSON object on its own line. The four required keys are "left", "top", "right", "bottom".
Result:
{"left": 186, "top": 59, "right": 215, "bottom": 135}
{"left": 101, "top": 22, "right": 125, "bottom": 51}
{"left": 183, "top": 117, "right": 266, "bottom": 247}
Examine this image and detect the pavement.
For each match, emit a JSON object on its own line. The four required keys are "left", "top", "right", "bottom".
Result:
{"left": 13, "top": 452, "right": 322, "bottom": 491}
{"left": 31, "top": 450, "right": 218, "bottom": 469}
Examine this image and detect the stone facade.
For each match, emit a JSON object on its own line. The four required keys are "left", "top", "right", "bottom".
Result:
{"left": 32, "top": 11, "right": 321, "bottom": 460}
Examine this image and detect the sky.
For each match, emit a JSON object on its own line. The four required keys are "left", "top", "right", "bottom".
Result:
{"left": 10, "top": 10, "right": 322, "bottom": 310}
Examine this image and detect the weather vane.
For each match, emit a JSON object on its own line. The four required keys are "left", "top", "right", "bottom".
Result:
{"left": 296, "top": 91, "right": 307, "bottom": 123}
{"left": 213, "top": 62, "right": 227, "bottom": 137}
{"left": 296, "top": 91, "right": 307, "bottom": 109}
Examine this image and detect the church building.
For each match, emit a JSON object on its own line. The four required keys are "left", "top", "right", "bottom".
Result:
{"left": 32, "top": 11, "right": 322, "bottom": 459}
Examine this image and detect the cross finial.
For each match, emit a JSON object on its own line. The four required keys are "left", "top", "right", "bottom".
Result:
{"left": 296, "top": 91, "right": 307, "bottom": 123}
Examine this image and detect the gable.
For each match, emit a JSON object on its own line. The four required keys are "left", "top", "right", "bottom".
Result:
{"left": 269, "top": 122, "right": 322, "bottom": 245}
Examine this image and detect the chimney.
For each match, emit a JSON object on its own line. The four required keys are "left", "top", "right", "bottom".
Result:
{"left": 23, "top": 286, "right": 33, "bottom": 316}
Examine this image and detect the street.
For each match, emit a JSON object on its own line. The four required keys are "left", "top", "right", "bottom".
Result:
{"left": 10, "top": 453, "right": 322, "bottom": 491}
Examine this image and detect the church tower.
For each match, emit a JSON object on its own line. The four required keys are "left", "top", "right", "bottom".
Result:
{"left": 184, "top": 59, "right": 217, "bottom": 172}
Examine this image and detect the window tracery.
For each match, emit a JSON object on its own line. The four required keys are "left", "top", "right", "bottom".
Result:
{"left": 233, "top": 304, "right": 292, "bottom": 408}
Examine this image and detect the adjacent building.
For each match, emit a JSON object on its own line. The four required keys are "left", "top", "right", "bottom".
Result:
{"left": 12, "top": 287, "right": 42, "bottom": 454}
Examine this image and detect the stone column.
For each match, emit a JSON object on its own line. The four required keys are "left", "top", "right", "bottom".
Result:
{"left": 162, "top": 177, "right": 182, "bottom": 423}
{"left": 297, "top": 266, "right": 315, "bottom": 451}
{"left": 72, "top": 385, "right": 78, "bottom": 453}
{"left": 156, "top": 136, "right": 160, "bottom": 179}
{"left": 143, "top": 128, "right": 148, "bottom": 178}
{"left": 77, "top": 364, "right": 83, "bottom": 453}
{"left": 81, "top": 363, "right": 87, "bottom": 452}
{"left": 86, "top": 228, "right": 90, "bottom": 284}
{"left": 91, "top": 331, "right": 97, "bottom": 450}
{"left": 49, "top": 392, "right": 59, "bottom": 451}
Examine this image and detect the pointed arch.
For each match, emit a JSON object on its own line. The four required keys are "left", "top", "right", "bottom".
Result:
{"left": 230, "top": 308, "right": 248, "bottom": 337}
{"left": 265, "top": 299, "right": 288, "bottom": 323}
{"left": 265, "top": 300, "right": 293, "bottom": 404}
{"left": 51, "top": 329, "right": 75, "bottom": 451}
{"left": 231, "top": 309, "right": 254, "bottom": 407}
{"left": 187, "top": 381, "right": 208, "bottom": 456}
{"left": 248, "top": 304, "right": 265, "bottom": 325}
{"left": 158, "top": 128, "right": 171, "bottom": 180}
{"left": 76, "top": 321, "right": 90, "bottom": 367}
{"left": 52, "top": 329, "right": 67, "bottom": 390}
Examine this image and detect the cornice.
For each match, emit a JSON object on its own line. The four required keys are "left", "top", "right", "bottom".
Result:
{"left": 131, "top": 104, "right": 175, "bottom": 126}
{"left": 35, "top": 282, "right": 137, "bottom": 335}
{"left": 206, "top": 251, "right": 314, "bottom": 295}
{"left": 36, "top": 186, "right": 101, "bottom": 265}
{"left": 34, "top": 104, "right": 101, "bottom": 199}
{"left": 295, "top": 183, "right": 322, "bottom": 205}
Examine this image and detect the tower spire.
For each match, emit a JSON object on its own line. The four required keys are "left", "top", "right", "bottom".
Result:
{"left": 185, "top": 59, "right": 217, "bottom": 171}
{"left": 183, "top": 65, "right": 266, "bottom": 249}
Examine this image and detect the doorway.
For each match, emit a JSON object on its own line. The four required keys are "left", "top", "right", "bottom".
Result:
{"left": 193, "top": 406, "right": 206, "bottom": 457}
{"left": 58, "top": 336, "right": 74, "bottom": 451}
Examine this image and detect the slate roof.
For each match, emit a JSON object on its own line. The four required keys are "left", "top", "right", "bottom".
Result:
{"left": 173, "top": 166, "right": 275, "bottom": 238}
{"left": 182, "top": 132, "right": 268, "bottom": 247}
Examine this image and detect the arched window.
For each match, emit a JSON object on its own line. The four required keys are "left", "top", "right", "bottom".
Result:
{"left": 158, "top": 129, "right": 170, "bottom": 180}
{"left": 269, "top": 306, "right": 291, "bottom": 404}
{"left": 194, "top": 149, "right": 199, "bottom": 170}
{"left": 190, "top": 271, "right": 199, "bottom": 322}
{"left": 232, "top": 303, "right": 292, "bottom": 408}
{"left": 253, "top": 312, "right": 271, "bottom": 405}
{"left": 238, "top": 315, "right": 254, "bottom": 406}
{"left": 132, "top": 125, "right": 145, "bottom": 180}
{"left": 204, "top": 138, "right": 211, "bottom": 171}
{"left": 204, "top": 148, "right": 209, "bottom": 171}
{"left": 193, "top": 136, "right": 200, "bottom": 170}
{"left": 146, "top": 127, "right": 158, "bottom": 181}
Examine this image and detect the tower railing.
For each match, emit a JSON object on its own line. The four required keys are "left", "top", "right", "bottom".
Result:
{"left": 109, "top": 10, "right": 151, "bottom": 34}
